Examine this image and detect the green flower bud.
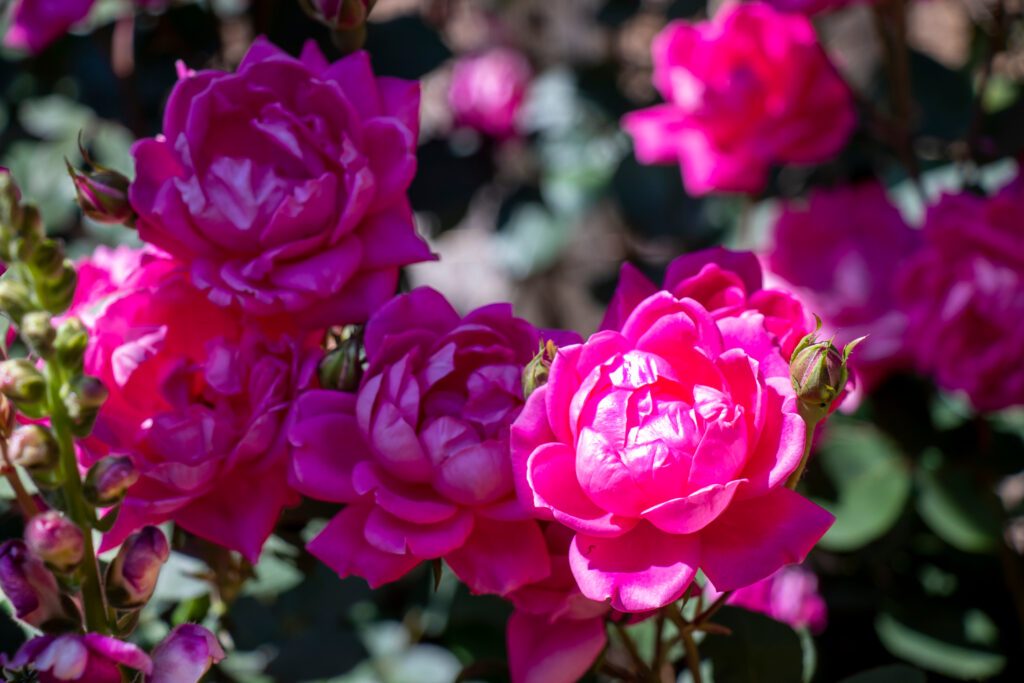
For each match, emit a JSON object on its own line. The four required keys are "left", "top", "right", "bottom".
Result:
{"left": 8, "top": 425, "right": 59, "bottom": 473}
{"left": 38, "top": 264, "right": 77, "bottom": 315}
{"left": 318, "top": 330, "right": 363, "bottom": 392}
{"left": 27, "top": 239, "right": 65, "bottom": 277}
{"left": 0, "top": 280, "right": 34, "bottom": 323}
{"left": 0, "top": 360, "right": 46, "bottom": 404}
{"left": 54, "top": 317, "right": 89, "bottom": 370}
{"left": 20, "top": 311, "right": 55, "bottom": 357}
{"left": 522, "top": 340, "right": 558, "bottom": 399}
{"left": 25, "top": 511, "right": 84, "bottom": 574}
{"left": 83, "top": 455, "right": 139, "bottom": 507}
{"left": 789, "top": 317, "right": 865, "bottom": 425}
{"left": 60, "top": 375, "right": 107, "bottom": 435}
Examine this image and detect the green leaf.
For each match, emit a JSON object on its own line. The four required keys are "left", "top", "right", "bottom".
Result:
{"left": 837, "top": 665, "right": 926, "bottom": 683}
{"left": 875, "top": 611, "right": 1006, "bottom": 680}
{"left": 701, "top": 606, "right": 803, "bottom": 683}
{"left": 915, "top": 462, "right": 1002, "bottom": 553}
{"left": 813, "top": 420, "right": 912, "bottom": 551}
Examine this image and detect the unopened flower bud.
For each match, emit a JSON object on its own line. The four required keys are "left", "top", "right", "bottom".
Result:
{"left": 522, "top": 340, "right": 558, "bottom": 399}
{"left": 38, "top": 263, "right": 77, "bottom": 314}
{"left": 20, "top": 311, "right": 55, "bottom": 357}
{"left": 8, "top": 425, "right": 59, "bottom": 473}
{"left": 0, "top": 279, "right": 33, "bottom": 322}
{"left": 0, "top": 359, "right": 46, "bottom": 404}
{"left": 54, "top": 317, "right": 89, "bottom": 370}
{"left": 27, "top": 239, "right": 65, "bottom": 277}
{"left": 0, "top": 539, "right": 66, "bottom": 629}
{"left": 66, "top": 161, "right": 135, "bottom": 226}
{"left": 105, "top": 526, "right": 169, "bottom": 609}
{"left": 790, "top": 317, "right": 864, "bottom": 425}
{"left": 61, "top": 375, "right": 108, "bottom": 418}
{"left": 318, "top": 331, "right": 363, "bottom": 392}
{"left": 149, "top": 624, "right": 226, "bottom": 683}
{"left": 84, "top": 455, "right": 138, "bottom": 507}
{"left": 24, "top": 511, "right": 84, "bottom": 574}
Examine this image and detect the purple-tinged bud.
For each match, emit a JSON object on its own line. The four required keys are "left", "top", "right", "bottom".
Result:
{"left": 21, "top": 311, "right": 55, "bottom": 357}
{"left": 66, "top": 160, "right": 135, "bottom": 226}
{"left": 790, "top": 317, "right": 865, "bottom": 425}
{"left": 24, "top": 511, "right": 84, "bottom": 573}
{"left": 9, "top": 633, "right": 152, "bottom": 682}
{"left": 0, "top": 359, "right": 46, "bottom": 404}
{"left": 148, "top": 624, "right": 226, "bottom": 683}
{"left": 8, "top": 424, "right": 59, "bottom": 473}
{"left": 83, "top": 455, "right": 139, "bottom": 507}
{"left": 0, "top": 539, "right": 66, "bottom": 629}
{"left": 522, "top": 340, "right": 558, "bottom": 399}
{"left": 105, "top": 526, "right": 169, "bottom": 609}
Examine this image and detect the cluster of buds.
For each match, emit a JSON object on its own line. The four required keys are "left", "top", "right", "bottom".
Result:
{"left": 299, "top": 0, "right": 376, "bottom": 52}
{"left": 789, "top": 316, "right": 865, "bottom": 426}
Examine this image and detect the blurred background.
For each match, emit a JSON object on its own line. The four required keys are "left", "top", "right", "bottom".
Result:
{"left": 0, "top": 0, "right": 1023, "bottom": 681}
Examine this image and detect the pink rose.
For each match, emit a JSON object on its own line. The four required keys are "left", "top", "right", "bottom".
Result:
{"left": 4, "top": 633, "right": 151, "bottom": 683}
{"left": 766, "top": 182, "right": 919, "bottom": 392}
{"left": 899, "top": 182, "right": 1024, "bottom": 411}
{"left": 706, "top": 563, "right": 827, "bottom": 633}
{"left": 505, "top": 524, "right": 609, "bottom": 683}
{"left": 289, "top": 287, "right": 581, "bottom": 595}
{"left": 129, "top": 38, "right": 433, "bottom": 329}
{"left": 75, "top": 247, "right": 318, "bottom": 561}
{"left": 602, "top": 247, "right": 813, "bottom": 361}
{"left": 3, "top": 0, "right": 96, "bottom": 54}
{"left": 449, "top": 48, "right": 532, "bottom": 140}
{"left": 621, "top": 1, "right": 855, "bottom": 195}
{"left": 511, "top": 253, "right": 834, "bottom": 612}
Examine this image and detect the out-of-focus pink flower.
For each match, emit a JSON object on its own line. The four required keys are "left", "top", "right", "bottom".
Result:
{"left": 899, "top": 182, "right": 1024, "bottom": 412}
{"left": 66, "top": 245, "right": 145, "bottom": 328}
{"left": 5, "top": 633, "right": 151, "bottom": 683}
{"left": 0, "top": 540, "right": 65, "bottom": 629}
{"left": 305, "top": 0, "right": 371, "bottom": 30}
{"left": 765, "top": 182, "right": 918, "bottom": 392}
{"left": 3, "top": 0, "right": 97, "bottom": 54}
{"left": 148, "top": 624, "right": 226, "bottom": 683}
{"left": 511, "top": 250, "right": 833, "bottom": 613}
{"left": 706, "top": 563, "right": 827, "bottom": 633}
{"left": 622, "top": 1, "right": 855, "bottom": 196}
{"left": 449, "top": 48, "right": 532, "bottom": 140}
{"left": 74, "top": 247, "right": 318, "bottom": 562}
{"left": 602, "top": 247, "right": 813, "bottom": 360}
{"left": 129, "top": 38, "right": 433, "bottom": 329}
{"left": 290, "top": 287, "right": 581, "bottom": 595}
{"left": 505, "top": 524, "right": 608, "bottom": 683}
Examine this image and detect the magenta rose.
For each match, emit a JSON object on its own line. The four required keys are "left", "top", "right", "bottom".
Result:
{"left": 706, "top": 563, "right": 827, "bottom": 633}
{"left": 3, "top": 0, "right": 96, "bottom": 54}
{"left": 505, "top": 523, "right": 609, "bottom": 683}
{"left": 766, "top": 182, "right": 919, "bottom": 392}
{"left": 289, "top": 287, "right": 580, "bottom": 595}
{"left": 129, "top": 38, "right": 433, "bottom": 329}
{"left": 899, "top": 182, "right": 1024, "bottom": 411}
{"left": 511, "top": 258, "right": 833, "bottom": 612}
{"left": 74, "top": 247, "right": 318, "bottom": 562}
{"left": 621, "top": 1, "right": 855, "bottom": 196}
{"left": 4, "top": 633, "right": 151, "bottom": 683}
{"left": 448, "top": 48, "right": 532, "bottom": 140}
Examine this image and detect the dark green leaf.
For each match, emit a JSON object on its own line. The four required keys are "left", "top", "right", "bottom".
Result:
{"left": 875, "top": 611, "right": 1005, "bottom": 680}
{"left": 837, "top": 665, "right": 926, "bottom": 683}
{"left": 702, "top": 606, "right": 803, "bottom": 683}
{"left": 915, "top": 463, "right": 1002, "bottom": 554}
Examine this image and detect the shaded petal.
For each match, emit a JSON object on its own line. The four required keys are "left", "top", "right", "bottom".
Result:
{"left": 445, "top": 518, "right": 550, "bottom": 596}
{"left": 507, "top": 610, "right": 607, "bottom": 683}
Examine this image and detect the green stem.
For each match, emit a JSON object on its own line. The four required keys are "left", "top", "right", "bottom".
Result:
{"left": 785, "top": 418, "right": 820, "bottom": 490}
{"left": 1, "top": 441, "right": 39, "bottom": 518}
{"left": 46, "top": 363, "right": 108, "bottom": 634}
{"left": 611, "top": 619, "right": 654, "bottom": 682}
{"left": 680, "top": 626, "right": 703, "bottom": 683}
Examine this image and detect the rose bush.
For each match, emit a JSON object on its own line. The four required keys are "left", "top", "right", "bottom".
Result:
{"left": 622, "top": 1, "right": 855, "bottom": 195}
{"left": 511, "top": 250, "right": 834, "bottom": 612}
{"left": 129, "top": 38, "right": 433, "bottom": 328}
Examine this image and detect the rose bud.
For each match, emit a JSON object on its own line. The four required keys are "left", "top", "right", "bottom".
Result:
{"left": 0, "top": 539, "right": 66, "bottom": 629}
{"left": 25, "top": 511, "right": 84, "bottom": 574}
{"left": 54, "top": 316, "right": 89, "bottom": 370}
{"left": 104, "top": 526, "right": 170, "bottom": 609}
{"left": 66, "top": 161, "right": 135, "bottom": 226}
{"left": 83, "top": 455, "right": 139, "bottom": 507}
{"left": 522, "top": 340, "right": 558, "bottom": 399}
{"left": 0, "top": 279, "right": 33, "bottom": 323}
{"left": 8, "top": 424, "right": 59, "bottom": 473}
{"left": 148, "top": 624, "right": 226, "bottom": 683}
{"left": 317, "top": 332, "right": 363, "bottom": 392}
{"left": 0, "top": 359, "right": 46, "bottom": 404}
{"left": 27, "top": 238, "right": 65, "bottom": 277}
{"left": 38, "top": 262, "right": 77, "bottom": 315}
{"left": 790, "top": 319, "right": 864, "bottom": 425}
{"left": 20, "top": 311, "right": 55, "bottom": 357}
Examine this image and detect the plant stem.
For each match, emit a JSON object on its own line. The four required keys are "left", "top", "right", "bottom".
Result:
{"left": 680, "top": 626, "right": 703, "bottom": 683}
{"left": 785, "top": 419, "right": 819, "bottom": 490}
{"left": 611, "top": 619, "right": 654, "bottom": 681}
{"left": 46, "top": 363, "right": 108, "bottom": 634}
{"left": 1, "top": 441, "right": 38, "bottom": 518}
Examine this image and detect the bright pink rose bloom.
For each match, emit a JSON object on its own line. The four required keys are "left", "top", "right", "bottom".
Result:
{"left": 4, "top": 633, "right": 151, "bottom": 683}
{"left": 706, "top": 563, "right": 827, "bottom": 633}
{"left": 74, "top": 248, "right": 318, "bottom": 562}
{"left": 505, "top": 524, "right": 609, "bottom": 683}
{"left": 449, "top": 48, "right": 532, "bottom": 140}
{"left": 148, "top": 624, "right": 226, "bottom": 683}
{"left": 602, "top": 247, "right": 813, "bottom": 361}
{"left": 621, "top": 1, "right": 855, "bottom": 196}
{"left": 129, "top": 38, "right": 433, "bottom": 329}
{"left": 3, "top": 0, "right": 96, "bottom": 54}
{"left": 289, "top": 287, "right": 580, "bottom": 595}
{"left": 899, "top": 182, "right": 1024, "bottom": 412}
{"left": 766, "top": 182, "right": 919, "bottom": 392}
{"left": 511, "top": 252, "right": 834, "bottom": 613}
